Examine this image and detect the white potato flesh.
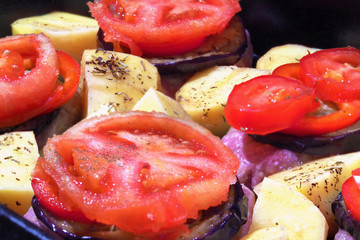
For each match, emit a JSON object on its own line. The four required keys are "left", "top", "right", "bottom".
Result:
{"left": 176, "top": 66, "right": 269, "bottom": 136}
{"left": 81, "top": 50, "right": 162, "bottom": 118}
{"left": 257, "top": 151, "right": 360, "bottom": 236}
{"left": 256, "top": 44, "right": 321, "bottom": 72}
{"left": 249, "top": 178, "right": 328, "bottom": 240}
{"left": 11, "top": 11, "right": 99, "bottom": 62}
{"left": 132, "top": 88, "right": 191, "bottom": 120}
{"left": 0, "top": 131, "right": 39, "bottom": 215}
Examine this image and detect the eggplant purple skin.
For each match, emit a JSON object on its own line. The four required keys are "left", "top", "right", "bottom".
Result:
{"left": 32, "top": 180, "right": 248, "bottom": 240}
{"left": 250, "top": 122, "right": 360, "bottom": 156}
{"left": 332, "top": 192, "right": 360, "bottom": 240}
{"left": 96, "top": 14, "right": 248, "bottom": 75}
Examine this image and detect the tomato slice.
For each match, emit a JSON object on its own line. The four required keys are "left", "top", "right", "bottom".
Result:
{"left": 41, "top": 50, "right": 80, "bottom": 114}
{"left": 31, "top": 157, "right": 92, "bottom": 223}
{"left": 281, "top": 101, "right": 360, "bottom": 136}
{"left": 272, "top": 63, "right": 301, "bottom": 80}
{"left": 0, "top": 33, "right": 59, "bottom": 128}
{"left": 0, "top": 34, "right": 80, "bottom": 128}
{"left": 342, "top": 168, "right": 360, "bottom": 222}
{"left": 300, "top": 47, "right": 360, "bottom": 102}
{"left": 88, "top": 0, "right": 241, "bottom": 56}
{"left": 224, "top": 75, "right": 320, "bottom": 135}
{"left": 32, "top": 112, "right": 239, "bottom": 236}
{"left": 0, "top": 50, "right": 25, "bottom": 81}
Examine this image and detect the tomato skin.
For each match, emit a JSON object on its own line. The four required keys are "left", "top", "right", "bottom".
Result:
{"left": 41, "top": 50, "right": 80, "bottom": 114}
{"left": 88, "top": 0, "right": 241, "bottom": 56}
{"left": 272, "top": 63, "right": 301, "bottom": 80}
{"left": 225, "top": 75, "right": 320, "bottom": 135}
{"left": 32, "top": 111, "right": 239, "bottom": 236}
{"left": 0, "top": 50, "right": 25, "bottom": 81}
{"left": 281, "top": 101, "right": 360, "bottom": 136}
{"left": 31, "top": 157, "right": 92, "bottom": 223}
{"left": 0, "top": 33, "right": 59, "bottom": 128}
{"left": 0, "top": 34, "right": 80, "bottom": 128}
{"left": 342, "top": 168, "right": 360, "bottom": 222}
{"left": 299, "top": 47, "right": 360, "bottom": 102}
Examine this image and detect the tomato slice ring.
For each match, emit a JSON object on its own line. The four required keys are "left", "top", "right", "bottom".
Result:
{"left": 0, "top": 34, "right": 80, "bottom": 128}
{"left": 224, "top": 75, "right": 320, "bottom": 135}
{"left": 32, "top": 111, "right": 239, "bottom": 236}
{"left": 88, "top": 0, "right": 241, "bottom": 56}
{"left": 0, "top": 33, "right": 59, "bottom": 128}
{"left": 272, "top": 63, "right": 301, "bottom": 80}
{"left": 41, "top": 50, "right": 80, "bottom": 114}
{"left": 342, "top": 168, "right": 360, "bottom": 222}
{"left": 300, "top": 47, "right": 360, "bottom": 102}
{"left": 281, "top": 101, "right": 360, "bottom": 136}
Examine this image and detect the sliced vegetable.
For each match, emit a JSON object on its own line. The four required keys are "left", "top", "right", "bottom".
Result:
{"left": 299, "top": 47, "right": 360, "bottom": 102}
{"left": 272, "top": 62, "right": 300, "bottom": 80}
{"left": 224, "top": 75, "right": 319, "bottom": 135}
{"left": 256, "top": 44, "right": 320, "bottom": 72}
{"left": 0, "top": 132, "right": 39, "bottom": 215}
{"left": 282, "top": 101, "right": 360, "bottom": 136}
{"left": 258, "top": 151, "right": 360, "bottom": 236}
{"left": 0, "top": 33, "right": 80, "bottom": 129}
{"left": 250, "top": 119, "right": 360, "bottom": 156}
{"left": 32, "top": 182, "right": 248, "bottom": 240}
{"left": 250, "top": 178, "right": 328, "bottom": 240}
{"left": 176, "top": 66, "right": 269, "bottom": 136}
{"left": 88, "top": 0, "right": 241, "bottom": 56}
{"left": 332, "top": 192, "right": 360, "bottom": 240}
{"left": 31, "top": 111, "right": 239, "bottom": 237}
{"left": 11, "top": 11, "right": 99, "bottom": 62}
{"left": 342, "top": 168, "right": 360, "bottom": 223}
{"left": 81, "top": 49, "right": 162, "bottom": 118}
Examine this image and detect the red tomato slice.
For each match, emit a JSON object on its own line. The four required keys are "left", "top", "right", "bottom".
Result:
{"left": 300, "top": 47, "right": 360, "bottom": 102}
{"left": 342, "top": 168, "right": 360, "bottom": 222}
{"left": 224, "top": 75, "right": 320, "bottom": 135}
{"left": 0, "top": 33, "right": 59, "bottom": 128}
{"left": 281, "top": 101, "right": 360, "bottom": 136}
{"left": 32, "top": 112, "right": 239, "bottom": 236}
{"left": 272, "top": 63, "right": 301, "bottom": 80}
{"left": 31, "top": 157, "right": 92, "bottom": 223}
{"left": 88, "top": 0, "right": 241, "bottom": 56}
{"left": 41, "top": 50, "right": 80, "bottom": 114}
{"left": 0, "top": 50, "right": 25, "bottom": 81}
{"left": 0, "top": 34, "right": 80, "bottom": 129}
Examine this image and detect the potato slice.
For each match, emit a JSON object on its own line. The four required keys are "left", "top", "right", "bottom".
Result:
{"left": 249, "top": 178, "right": 328, "bottom": 240}
{"left": 132, "top": 88, "right": 191, "bottom": 120}
{"left": 0, "top": 131, "right": 39, "bottom": 215}
{"left": 241, "top": 225, "right": 288, "bottom": 240}
{"left": 256, "top": 44, "right": 320, "bottom": 72}
{"left": 82, "top": 50, "right": 162, "bottom": 118}
{"left": 11, "top": 11, "right": 99, "bottom": 62}
{"left": 176, "top": 66, "right": 269, "bottom": 136}
{"left": 257, "top": 151, "right": 360, "bottom": 236}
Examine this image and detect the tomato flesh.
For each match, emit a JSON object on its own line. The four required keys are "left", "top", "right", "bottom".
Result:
{"left": 282, "top": 101, "right": 360, "bottom": 136}
{"left": 272, "top": 63, "right": 301, "bottom": 80}
{"left": 225, "top": 75, "right": 319, "bottom": 135}
{"left": 88, "top": 0, "right": 241, "bottom": 56}
{"left": 32, "top": 112, "right": 239, "bottom": 236}
{"left": 0, "top": 34, "right": 80, "bottom": 128}
{"left": 342, "top": 168, "right": 360, "bottom": 222}
{"left": 300, "top": 47, "right": 360, "bottom": 102}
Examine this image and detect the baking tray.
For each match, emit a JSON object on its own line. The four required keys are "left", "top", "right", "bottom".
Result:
{"left": 0, "top": 0, "right": 359, "bottom": 239}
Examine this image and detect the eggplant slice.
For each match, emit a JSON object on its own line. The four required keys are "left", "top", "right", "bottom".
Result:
{"left": 250, "top": 119, "right": 360, "bottom": 156}
{"left": 97, "top": 14, "right": 248, "bottom": 75}
{"left": 332, "top": 192, "right": 360, "bottom": 240}
{"left": 32, "top": 181, "right": 248, "bottom": 240}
